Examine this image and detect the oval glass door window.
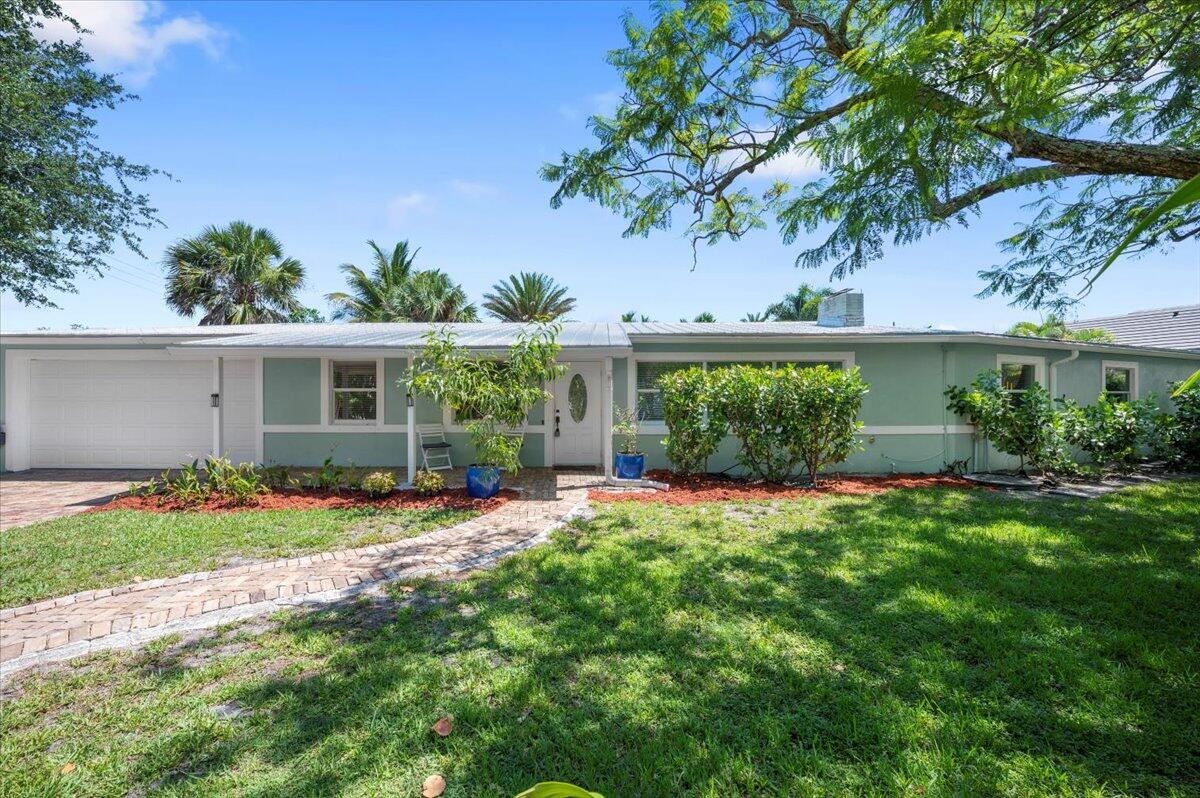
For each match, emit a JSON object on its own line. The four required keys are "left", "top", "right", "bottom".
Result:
{"left": 568, "top": 373, "right": 587, "bottom": 422}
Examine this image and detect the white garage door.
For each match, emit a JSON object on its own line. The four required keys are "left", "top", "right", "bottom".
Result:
{"left": 28, "top": 358, "right": 256, "bottom": 468}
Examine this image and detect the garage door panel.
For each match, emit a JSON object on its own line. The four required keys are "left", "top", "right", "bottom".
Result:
{"left": 27, "top": 358, "right": 253, "bottom": 469}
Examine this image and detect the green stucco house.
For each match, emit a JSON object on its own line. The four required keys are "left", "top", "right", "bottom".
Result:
{"left": 3, "top": 291, "right": 1197, "bottom": 476}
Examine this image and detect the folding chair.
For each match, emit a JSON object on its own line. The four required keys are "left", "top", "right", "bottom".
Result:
{"left": 416, "top": 423, "right": 454, "bottom": 471}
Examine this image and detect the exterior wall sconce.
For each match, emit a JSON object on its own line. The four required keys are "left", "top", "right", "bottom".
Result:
{"left": 210, "top": 393, "right": 220, "bottom": 408}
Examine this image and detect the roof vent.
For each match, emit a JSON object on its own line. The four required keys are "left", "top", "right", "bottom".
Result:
{"left": 816, "top": 289, "right": 864, "bottom": 327}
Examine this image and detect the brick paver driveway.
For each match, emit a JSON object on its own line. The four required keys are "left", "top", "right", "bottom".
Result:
{"left": 0, "top": 469, "right": 602, "bottom": 675}
{"left": 0, "top": 469, "right": 157, "bottom": 530}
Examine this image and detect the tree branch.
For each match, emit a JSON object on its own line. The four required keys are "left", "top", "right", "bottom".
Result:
{"left": 928, "top": 165, "right": 1099, "bottom": 218}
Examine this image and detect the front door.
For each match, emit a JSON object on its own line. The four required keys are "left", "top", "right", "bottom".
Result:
{"left": 553, "top": 362, "right": 602, "bottom": 466}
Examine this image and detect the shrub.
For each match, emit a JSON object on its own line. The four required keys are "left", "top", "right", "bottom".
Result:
{"left": 408, "top": 323, "right": 563, "bottom": 473}
{"left": 1060, "top": 395, "right": 1157, "bottom": 473}
{"left": 159, "top": 459, "right": 208, "bottom": 505}
{"left": 612, "top": 407, "right": 641, "bottom": 455}
{"left": 658, "top": 367, "right": 725, "bottom": 474}
{"left": 304, "top": 457, "right": 348, "bottom": 492}
{"left": 204, "top": 456, "right": 269, "bottom": 504}
{"left": 413, "top": 469, "right": 446, "bottom": 496}
{"left": 710, "top": 364, "right": 867, "bottom": 485}
{"left": 1154, "top": 383, "right": 1200, "bottom": 469}
{"left": 262, "top": 464, "right": 301, "bottom": 490}
{"left": 361, "top": 471, "right": 397, "bottom": 498}
{"left": 946, "top": 371, "right": 1072, "bottom": 475}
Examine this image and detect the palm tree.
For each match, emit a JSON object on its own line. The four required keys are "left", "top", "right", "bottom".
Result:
{"left": 1006, "top": 314, "right": 1115, "bottom": 343}
{"left": 392, "top": 270, "right": 478, "bottom": 322}
{"left": 621, "top": 311, "right": 652, "bottom": 322}
{"left": 325, "top": 240, "right": 418, "bottom": 322}
{"left": 164, "top": 221, "right": 305, "bottom": 325}
{"left": 741, "top": 311, "right": 769, "bottom": 322}
{"left": 682, "top": 312, "right": 716, "bottom": 322}
{"left": 482, "top": 272, "right": 576, "bottom": 321}
{"left": 764, "top": 284, "right": 833, "bottom": 321}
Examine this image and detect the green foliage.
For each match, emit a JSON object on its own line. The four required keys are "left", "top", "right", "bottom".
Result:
{"left": 946, "top": 371, "right": 1072, "bottom": 474}
{"left": 1060, "top": 395, "right": 1158, "bottom": 473}
{"left": 483, "top": 271, "right": 576, "bottom": 322}
{"left": 762, "top": 284, "right": 833, "bottom": 321}
{"left": 620, "top": 311, "right": 652, "bottom": 322}
{"left": 1152, "top": 384, "right": 1200, "bottom": 469}
{"left": 1098, "top": 173, "right": 1200, "bottom": 286}
{"left": 360, "top": 471, "right": 397, "bottom": 498}
{"left": 658, "top": 367, "right": 724, "bottom": 475}
{"left": 1, "top": 0, "right": 162, "bottom": 307}
{"left": 412, "top": 469, "right": 446, "bottom": 496}
{"left": 204, "top": 456, "right": 269, "bottom": 504}
{"left": 711, "top": 364, "right": 867, "bottom": 485}
{"left": 324, "top": 240, "right": 478, "bottom": 323}
{"left": 543, "top": 0, "right": 1200, "bottom": 309}
{"left": 1005, "top": 314, "right": 1115, "bottom": 343}
{"left": 164, "top": 221, "right": 307, "bottom": 325}
{"left": 680, "top": 312, "right": 716, "bottom": 322}
{"left": 612, "top": 407, "right": 641, "bottom": 455}
{"left": 160, "top": 460, "right": 208, "bottom": 505}
{"left": 407, "top": 323, "right": 564, "bottom": 471}
{"left": 261, "top": 465, "right": 300, "bottom": 491}
{"left": 304, "top": 457, "right": 350, "bottom": 492}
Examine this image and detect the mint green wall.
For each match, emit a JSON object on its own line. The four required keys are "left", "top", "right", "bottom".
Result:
{"left": 383, "top": 358, "right": 408, "bottom": 425}
{"left": 263, "top": 358, "right": 321, "bottom": 424}
{"left": 263, "top": 431, "right": 546, "bottom": 468}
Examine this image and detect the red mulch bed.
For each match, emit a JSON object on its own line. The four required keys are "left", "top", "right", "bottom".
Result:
{"left": 588, "top": 470, "right": 981, "bottom": 505}
{"left": 96, "top": 487, "right": 516, "bottom": 515}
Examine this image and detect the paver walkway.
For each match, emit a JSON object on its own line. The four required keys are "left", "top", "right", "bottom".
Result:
{"left": 1, "top": 470, "right": 601, "bottom": 675}
{"left": 0, "top": 469, "right": 158, "bottom": 530}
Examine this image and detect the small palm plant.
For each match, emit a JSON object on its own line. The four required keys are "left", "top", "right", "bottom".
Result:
{"left": 164, "top": 221, "right": 306, "bottom": 325}
{"left": 483, "top": 272, "right": 576, "bottom": 321}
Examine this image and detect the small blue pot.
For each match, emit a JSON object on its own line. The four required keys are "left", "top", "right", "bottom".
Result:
{"left": 614, "top": 452, "right": 646, "bottom": 480}
{"left": 465, "top": 465, "right": 501, "bottom": 499}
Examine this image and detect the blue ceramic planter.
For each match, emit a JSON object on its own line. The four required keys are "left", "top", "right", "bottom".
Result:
{"left": 614, "top": 452, "right": 646, "bottom": 480}
{"left": 465, "top": 465, "right": 501, "bottom": 499}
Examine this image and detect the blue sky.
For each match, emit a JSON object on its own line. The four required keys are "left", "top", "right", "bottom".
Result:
{"left": 4, "top": 0, "right": 1197, "bottom": 332}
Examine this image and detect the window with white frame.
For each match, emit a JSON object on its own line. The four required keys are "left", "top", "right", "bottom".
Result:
{"left": 331, "top": 361, "right": 377, "bottom": 422}
{"left": 998, "top": 360, "right": 1038, "bottom": 397}
{"left": 1103, "top": 363, "right": 1137, "bottom": 402}
{"left": 635, "top": 356, "right": 850, "bottom": 421}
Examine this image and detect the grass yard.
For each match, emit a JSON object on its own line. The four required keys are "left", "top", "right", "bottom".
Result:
{"left": 3, "top": 482, "right": 1198, "bottom": 796}
{"left": 0, "top": 506, "right": 478, "bottom": 609}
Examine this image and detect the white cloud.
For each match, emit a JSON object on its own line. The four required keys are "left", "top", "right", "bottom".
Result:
{"left": 386, "top": 191, "right": 432, "bottom": 227}
{"left": 559, "top": 88, "right": 623, "bottom": 121}
{"left": 449, "top": 179, "right": 499, "bottom": 199}
{"left": 39, "top": 1, "right": 224, "bottom": 85}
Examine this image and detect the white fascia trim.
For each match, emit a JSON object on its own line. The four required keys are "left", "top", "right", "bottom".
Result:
{"left": 631, "top": 351, "right": 856, "bottom": 366}
{"left": 173, "top": 346, "right": 634, "bottom": 359}
{"left": 263, "top": 425, "right": 409, "bottom": 434}
{"left": 1101, "top": 360, "right": 1140, "bottom": 399}
{"left": 2, "top": 348, "right": 213, "bottom": 361}
{"left": 996, "top": 353, "right": 1047, "bottom": 386}
{"left": 636, "top": 422, "right": 975, "bottom": 436}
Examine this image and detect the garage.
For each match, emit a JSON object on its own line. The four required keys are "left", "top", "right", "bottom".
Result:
{"left": 22, "top": 356, "right": 254, "bottom": 468}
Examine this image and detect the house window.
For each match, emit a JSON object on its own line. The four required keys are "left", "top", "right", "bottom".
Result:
{"left": 1103, "top": 363, "right": 1137, "bottom": 402}
{"left": 331, "top": 362, "right": 377, "bottom": 422}
{"left": 635, "top": 362, "right": 690, "bottom": 421}
{"left": 999, "top": 361, "right": 1037, "bottom": 396}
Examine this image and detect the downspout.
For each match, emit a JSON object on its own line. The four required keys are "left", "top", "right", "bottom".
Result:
{"left": 1049, "top": 348, "right": 1079, "bottom": 401}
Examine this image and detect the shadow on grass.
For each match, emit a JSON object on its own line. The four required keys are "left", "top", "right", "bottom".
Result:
{"left": 66, "top": 484, "right": 1200, "bottom": 795}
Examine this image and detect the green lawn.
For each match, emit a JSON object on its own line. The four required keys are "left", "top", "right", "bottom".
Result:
{"left": 0, "top": 506, "right": 478, "bottom": 609}
{"left": 3, "top": 482, "right": 1198, "bottom": 796}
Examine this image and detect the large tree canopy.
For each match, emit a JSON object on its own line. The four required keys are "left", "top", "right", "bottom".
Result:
{"left": 543, "top": 0, "right": 1200, "bottom": 309}
{"left": 1, "top": 0, "right": 161, "bottom": 307}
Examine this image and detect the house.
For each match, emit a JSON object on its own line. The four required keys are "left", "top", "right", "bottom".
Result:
{"left": 3, "top": 291, "right": 1198, "bottom": 475}
{"left": 1065, "top": 304, "right": 1200, "bottom": 351}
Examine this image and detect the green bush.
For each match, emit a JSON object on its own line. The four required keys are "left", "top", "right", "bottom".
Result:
{"left": 1060, "top": 394, "right": 1157, "bottom": 473}
{"left": 946, "top": 371, "right": 1072, "bottom": 475}
{"left": 612, "top": 406, "right": 641, "bottom": 455}
{"left": 204, "top": 456, "right": 270, "bottom": 504}
{"left": 304, "top": 457, "right": 349, "bottom": 492}
{"left": 712, "top": 364, "right": 868, "bottom": 485}
{"left": 1153, "top": 383, "right": 1200, "bottom": 469}
{"left": 360, "top": 471, "right": 397, "bottom": 498}
{"left": 658, "top": 366, "right": 725, "bottom": 475}
{"left": 413, "top": 469, "right": 446, "bottom": 496}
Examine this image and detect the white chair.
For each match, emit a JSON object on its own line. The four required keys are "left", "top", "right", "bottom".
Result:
{"left": 416, "top": 423, "right": 454, "bottom": 471}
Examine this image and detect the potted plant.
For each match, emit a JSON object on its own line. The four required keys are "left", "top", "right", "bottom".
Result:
{"left": 407, "top": 323, "right": 564, "bottom": 499}
{"left": 612, "top": 407, "right": 645, "bottom": 479}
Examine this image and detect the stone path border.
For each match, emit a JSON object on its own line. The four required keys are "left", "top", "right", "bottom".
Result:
{"left": 1, "top": 470, "right": 598, "bottom": 677}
